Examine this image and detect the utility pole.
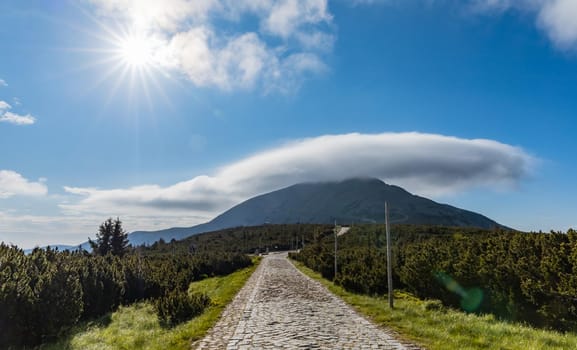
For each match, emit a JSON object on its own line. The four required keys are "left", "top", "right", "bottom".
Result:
{"left": 385, "top": 202, "right": 394, "bottom": 308}
{"left": 334, "top": 220, "right": 338, "bottom": 280}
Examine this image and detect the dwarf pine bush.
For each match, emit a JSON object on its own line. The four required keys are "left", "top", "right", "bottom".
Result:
{"left": 155, "top": 289, "right": 211, "bottom": 326}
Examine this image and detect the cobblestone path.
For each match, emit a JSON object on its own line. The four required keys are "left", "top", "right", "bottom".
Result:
{"left": 193, "top": 252, "right": 420, "bottom": 350}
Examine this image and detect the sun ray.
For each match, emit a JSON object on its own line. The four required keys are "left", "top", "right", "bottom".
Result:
{"left": 44, "top": 1, "right": 188, "bottom": 123}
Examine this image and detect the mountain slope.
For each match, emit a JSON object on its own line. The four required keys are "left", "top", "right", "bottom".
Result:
{"left": 128, "top": 178, "right": 504, "bottom": 245}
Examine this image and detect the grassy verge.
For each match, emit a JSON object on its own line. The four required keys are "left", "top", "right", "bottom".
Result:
{"left": 44, "top": 259, "right": 259, "bottom": 350}
{"left": 291, "top": 260, "right": 577, "bottom": 350}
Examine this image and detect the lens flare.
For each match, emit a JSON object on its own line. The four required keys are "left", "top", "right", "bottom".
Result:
{"left": 435, "top": 272, "right": 484, "bottom": 312}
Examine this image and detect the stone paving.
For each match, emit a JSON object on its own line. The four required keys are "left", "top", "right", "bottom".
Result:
{"left": 193, "top": 252, "right": 421, "bottom": 350}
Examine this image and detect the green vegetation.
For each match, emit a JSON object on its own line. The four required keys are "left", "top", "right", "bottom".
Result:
{"left": 154, "top": 289, "right": 211, "bottom": 326}
{"left": 7, "top": 221, "right": 577, "bottom": 349}
{"left": 3, "top": 221, "right": 322, "bottom": 348}
{"left": 292, "top": 225, "right": 577, "bottom": 331}
{"left": 0, "top": 238, "right": 251, "bottom": 348}
{"left": 43, "top": 262, "right": 258, "bottom": 350}
{"left": 293, "top": 260, "right": 577, "bottom": 350}
{"left": 149, "top": 224, "right": 333, "bottom": 255}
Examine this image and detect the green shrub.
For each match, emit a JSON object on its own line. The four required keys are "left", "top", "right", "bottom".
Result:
{"left": 423, "top": 299, "right": 444, "bottom": 312}
{"left": 0, "top": 240, "right": 251, "bottom": 348}
{"left": 293, "top": 225, "right": 577, "bottom": 331}
{"left": 154, "top": 289, "right": 210, "bottom": 326}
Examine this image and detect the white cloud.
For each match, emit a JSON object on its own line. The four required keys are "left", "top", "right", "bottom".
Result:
{"left": 0, "top": 211, "right": 203, "bottom": 248}
{"left": 261, "top": 0, "right": 331, "bottom": 38}
{"left": 88, "top": 0, "right": 333, "bottom": 92}
{"left": 0, "top": 79, "right": 7, "bottom": 87}
{"left": 0, "top": 100, "right": 36, "bottom": 125}
{"left": 61, "top": 132, "right": 534, "bottom": 225}
{"left": 537, "top": 0, "right": 577, "bottom": 49}
{"left": 472, "top": 0, "right": 577, "bottom": 50}
{"left": 169, "top": 29, "right": 281, "bottom": 90}
{"left": 89, "top": 0, "right": 219, "bottom": 32}
{"left": 215, "top": 132, "right": 534, "bottom": 196}
{"left": 0, "top": 100, "right": 11, "bottom": 112}
{"left": 351, "top": 0, "right": 577, "bottom": 51}
{"left": 167, "top": 28, "right": 327, "bottom": 91}
{"left": 0, "top": 170, "right": 48, "bottom": 199}
{"left": 0, "top": 111, "right": 36, "bottom": 125}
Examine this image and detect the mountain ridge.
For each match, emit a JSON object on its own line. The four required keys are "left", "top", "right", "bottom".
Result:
{"left": 128, "top": 177, "right": 505, "bottom": 245}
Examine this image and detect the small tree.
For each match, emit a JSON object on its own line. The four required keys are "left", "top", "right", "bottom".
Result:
{"left": 89, "top": 218, "right": 130, "bottom": 256}
{"left": 111, "top": 218, "right": 130, "bottom": 257}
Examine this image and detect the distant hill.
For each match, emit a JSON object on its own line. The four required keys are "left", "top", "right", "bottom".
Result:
{"left": 128, "top": 178, "right": 505, "bottom": 245}
{"left": 24, "top": 242, "right": 91, "bottom": 254}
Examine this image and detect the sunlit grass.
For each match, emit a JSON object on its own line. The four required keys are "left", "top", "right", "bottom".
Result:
{"left": 44, "top": 259, "right": 259, "bottom": 350}
{"left": 292, "top": 260, "right": 577, "bottom": 350}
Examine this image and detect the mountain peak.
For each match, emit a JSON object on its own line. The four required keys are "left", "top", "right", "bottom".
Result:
{"left": 128, "top": 178, "right": 505, "bottom": 245}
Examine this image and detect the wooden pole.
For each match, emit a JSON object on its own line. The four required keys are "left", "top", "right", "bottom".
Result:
{"left": 334, "top": 220, "right": 338, "bottom": 281}
{"left": 386, "top": 202, "right": 394, "bottom": 308}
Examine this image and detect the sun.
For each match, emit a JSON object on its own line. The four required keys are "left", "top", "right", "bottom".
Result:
{"left": 118, "top": 34, "right": 155, "bottom": 68}
{"left": 115, "top": 31, "right": 172, "bottom": 70}
{"left": 72, "top": 19, "right": 178, "bottom": 110}
{"left": 107, "top": 27, "right": 174, "bottom": 73}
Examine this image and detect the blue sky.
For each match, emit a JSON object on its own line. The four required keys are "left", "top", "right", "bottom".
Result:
{"left": 1, "top": 0, "right": 576, "bottom": 248}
